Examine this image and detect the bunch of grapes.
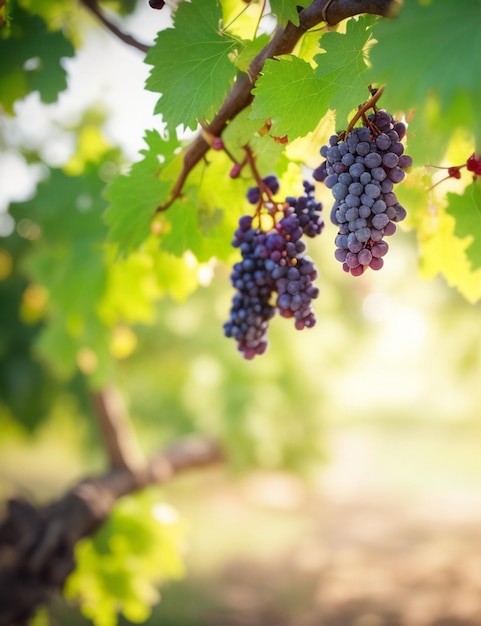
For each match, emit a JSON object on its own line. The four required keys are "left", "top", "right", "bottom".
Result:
{"left": 314, "top": 109, "right": 412, "bottom": 276}
{"left": 223, "top": 177, "right": 323, "bottom": 359}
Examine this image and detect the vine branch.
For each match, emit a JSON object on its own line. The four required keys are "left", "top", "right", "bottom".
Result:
{"left": 0, "top": 435, "right": 223, "bottom": 626}
{"left": 91, "top": 387, "right": 146, "bottom": 472}
{"left": 156, "top": 0, "right": 398, "bottom": 212}
{"left": 80, "top": 0, "right": 150, "bottom": 53}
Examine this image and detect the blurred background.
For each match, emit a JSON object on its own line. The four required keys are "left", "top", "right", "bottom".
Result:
{"left": 2, "top": 2, "right": 481, "bottom": 625}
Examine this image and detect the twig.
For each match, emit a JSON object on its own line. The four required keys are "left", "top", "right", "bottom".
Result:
{"left": 340, "top": 85, "right": 385, "bottom": 139}
{"left": 91, "top": 387, "right": 146, "bottom": 473}
{"left": 80, "top": 0, "right": 150, "bottom": 53}
{"left": 156, "top": 0, "right": 397, "bottom": 212}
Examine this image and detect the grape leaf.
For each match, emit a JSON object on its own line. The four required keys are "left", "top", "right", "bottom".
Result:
{"left": 416, "top": 205, "right": 481, "bottom": 305}
{"left": 0, "top": 2, "right": 74, "bottom": 113}
{"left": 314, "top": 15, "right": 375, "bottom": 128}
{"left": 268, "top": 0, "right": 309, "bottom": 26}
{"left": 445, "top": 182, "right": 481, "bottom": 270}
{"left": 251, "top": 17, "right": 374, "bottom": 140}
{"left": 368, "top": 1, "right": 481, "bottom": 148}
{"left": 160, "top": 191, "right": 208, "bottom": 260}
{"left": 65, "top": 492, "right": 185, "bottom": 626}
{"left": 9, "top": 166, "right": 113, "bottom": 383}
{"left": 104, "top": 130, "right": 176, "bottom": 254}
{"left": 145, "top": 0, "right": 239, "bottom": 132}
{"left": 234, "top": 34, "right": 270, "bottom": 73}
{"left": 250, "top": 56, "right": 334, "bottom": 140}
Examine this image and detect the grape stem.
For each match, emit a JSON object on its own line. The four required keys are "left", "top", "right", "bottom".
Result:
{"left": 243, "top": 144, "right": 281, "bottom": 223}
{"left": 80, "top": 0, "right": 150, "bottom": 53}
{"left": 339, "top": 85, "right": 385, "bottom": 140}
{"left": 425, "top": 163, "right": 465, "bottom": 190}
{"left": 244, "top": 144, "right": 274, "bottom": 200}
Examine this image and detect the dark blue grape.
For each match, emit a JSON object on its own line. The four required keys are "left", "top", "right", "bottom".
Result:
{"left": 247, "top": 186, "right": 260, "bottom": 205}
{"left": 263, "top": 175, "right": 280, "bottom": 194}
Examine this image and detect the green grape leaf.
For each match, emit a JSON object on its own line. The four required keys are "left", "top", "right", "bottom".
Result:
{"left": 368, "top": 1, "right": 481, "bottom": 148}
{"left": 445, "top": 182, "right": 481, "bottom": 270}
{"left": 234, "top": 33, "right": 270, "bottom": 73}
{"left": 160, "top": 191, "right": 207, "bottom": 260}
{"left": 10, "top": 166, "right": 114, "bottom": 386}
{"left": 0, "top": 2, "right": 74, "bottom": 113}
{"left": 314, "top": 15, "right": 375, "bottom": 128}
{"left": 222, "top": 107, "right": 286, "bottom": 177}
{"left": 268, "top": 0, "right": 309, "bottom": 26}
{"left": 65, "top": 492, "right": 185, "bottom": 626}
{"left": 250, "top": 17, "right": 374, "bottom": 139}
{"left": 145, "top": 0, "right": 239, "bottom": 132}
{"left": 104, "top": 130, "right": 176, "bottom": 254}
{"left": 11, "top": 167, "right": 108, "bottom": 319}
{"left": 416, "top": 205, "right": 481, "bottom": 305}
{"left": 250, "top": 56, "right": 334, "bottom": 140}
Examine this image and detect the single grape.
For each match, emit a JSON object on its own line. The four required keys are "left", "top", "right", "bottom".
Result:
{"left": 263, "top": 175, "right": 280, "bottom": 194}
{"left": 246, "top": 187, "right": 260, "bottom": 205}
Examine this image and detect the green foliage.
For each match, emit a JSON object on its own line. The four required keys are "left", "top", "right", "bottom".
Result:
{"left": 145, "top": 0, "right": 240, "bottom": 131}
{"left": 0, "top": 0, "right": 74, "bottom": 113}
{"left": 251, "top": 55, "right": 330, "bottom": 140}
{"left": 250, "top": 16, "right": 374, "bottom": 138}
{"left": 64, "top": 491, "right": 185, "bottom": 626}
{"left": 314, "top": 15, "right": 375, "bottom": 127}
{"left": 268, "top": 0, "right": 310, "bottom": 26}
{"left": 104, "top": 130, "right": 177, "bottom": 254}
{"left": 446, "top": 182, "right": 481, "bottom": 270}
{"left": 367, "top": 0, "right": 481, "bottom": 300}
{"left": 369, "top": 0, "right": 481, "bottom": 150}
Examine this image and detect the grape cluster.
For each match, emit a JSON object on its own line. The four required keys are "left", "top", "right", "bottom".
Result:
{"left": 224, "top": 179, "right": 323, "bottom": 359}
{"left": 314, "top": 109, "right": 412, "bottom": 276}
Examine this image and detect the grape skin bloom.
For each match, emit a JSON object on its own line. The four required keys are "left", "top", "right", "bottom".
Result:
{"left": 224, "top": 180, "right": 324, "bottom": 359}
{"left": 315, "top": 109, "right": 412, "bottom": 276}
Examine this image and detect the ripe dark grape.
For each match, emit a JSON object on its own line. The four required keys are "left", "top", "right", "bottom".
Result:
{"left": 263, "top": 175, "right": 280, "bottom": 195}
{"left": 316, "top": 109, "right": 412, "bottom": 276}
{"left": 246, "top": 186, "right": 261, "bottom": 205}
{"left": 224, "top": 183, "right": 324, "bottom": 358}
{"left": 246, "top": 174, "right": 280, "bottom": 205}
{"left": 223, "top": 216, "right": 275, "bottom": 359}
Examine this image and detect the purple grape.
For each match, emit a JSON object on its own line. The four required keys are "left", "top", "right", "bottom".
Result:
{"left": 263, "top": 175, "right": 280, "bottom": 194}
{"left": 315, "top": 108, "right": 411, "bottom": 275}
{"left": 225, "top": 184, "right": 324, "bottom": 358}
{"left": 247, "top": 187, "right": 260, "bottom": 205}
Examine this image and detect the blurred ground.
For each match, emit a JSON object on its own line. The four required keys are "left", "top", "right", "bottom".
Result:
{"left": 140, "top": 424, "right": 481, "bottom": 626}
{"left": 6, "top": 420, "right": 481, "bottom": 626}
